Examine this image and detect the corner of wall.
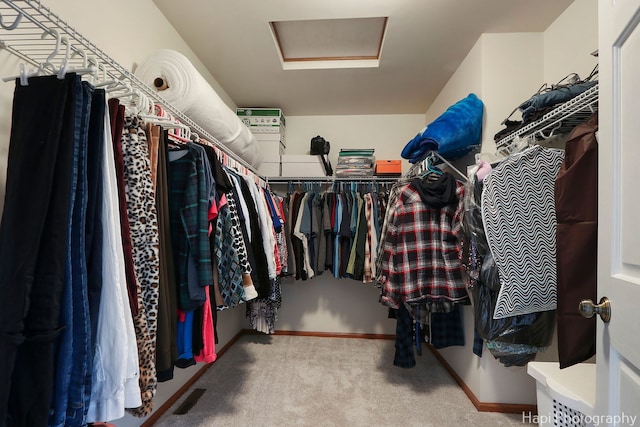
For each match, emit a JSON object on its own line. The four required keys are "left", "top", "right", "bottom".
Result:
{"left": 543, "top": 0, "right": 598, "bottom": 85}
{"left": 419, "top": 31, "right": 549, "bottom": 407}
{"left": 424, "top": 36, "right": 484, "bottom": 124}
{"left": 480, "top": 32, "right": 544, "bottom": 154}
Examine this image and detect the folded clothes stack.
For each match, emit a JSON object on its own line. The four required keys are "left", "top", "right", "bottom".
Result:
{"left": 336, "top": 149, "right": 375, "bottom": 177}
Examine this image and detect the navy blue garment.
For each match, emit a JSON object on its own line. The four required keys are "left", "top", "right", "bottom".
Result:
{"left": 393, "top": 304, "right": 416, "bottom": 368}
{"left": 50, "top": 77, "right": 86, "bottom": 427}
{"left": 0, "top": 73, "right": 80, "bottom": 427}
{"left": 263, "top": 189, "right": 282, "bottom": 232}
{"left": 430, "top": 305, "right": 465, "bottom": 349}
{"left": 473, "top": 331, "right": 484, "bottom": 357}
{"left": 519, "top": 81, "right": 597, "bottom": 122}
{"left": 64, "top": 81, "right": 94, "bottom": 427}
{"left": 85, "top": 89, "right": 106, "bottom": 352}
{"left": 50, "top": 79, "right": 94, "bottom": 427}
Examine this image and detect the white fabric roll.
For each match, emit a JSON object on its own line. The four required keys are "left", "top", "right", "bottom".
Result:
{"left": 134, "top": 49, "right": 262, "bottom": 166}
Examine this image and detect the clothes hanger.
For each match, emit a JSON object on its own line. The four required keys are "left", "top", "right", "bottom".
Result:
{"left": 55, "top": 36, "right": 72, "bottom": 79}
{"left": 86, "top": 57, "right": 100, "bottom": 85}
{"left": 63, "top": 46, "right": 98, "bottom": 78}
{"left": 118, "top": 88, "right": 153, "bottom": 116}
{"left": 90, "top": 62, "right": 108, "bottom": 87}
{"left": 2, "top": 29, "right": 61, "bottom": 84}
{"left": 537, "top": 122, "right": 562, "bottom": 140}
{"left": 140, "top": 105, "right": 192, "bottom": 143}
{"left": 584, "top": 63, "right": 598, "bottom": 82}
{"left": 432, "top": 151, "right": 468, "bottom": 181}
{"left": 420, "top": 154, "right": 443, "bottom": 179}
{"left": 104, "top": 81, "right": 132, "bottom": 95}
{"left": 0, "top": 9, "right": 22, "bottom": 30}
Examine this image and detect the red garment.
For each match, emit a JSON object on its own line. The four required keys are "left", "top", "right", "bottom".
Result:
{"left": 107, "top": 99, "right": 139, "bottom": 317}
{"left": 194, "top": 287, "right": 217, "bottom": 364}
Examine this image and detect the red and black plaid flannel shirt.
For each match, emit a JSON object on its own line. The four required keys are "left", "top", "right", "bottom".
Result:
{"left": 379, "top": 182, "right": 468, "bottom": 309}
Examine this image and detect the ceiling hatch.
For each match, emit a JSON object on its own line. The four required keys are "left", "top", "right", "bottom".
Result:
{"left": 270, "top": 17, "right": 388, "bottom": 70}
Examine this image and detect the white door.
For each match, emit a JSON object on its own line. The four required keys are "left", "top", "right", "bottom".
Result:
{"left": 597, "top": 0, "right": 640, "bottom": 425}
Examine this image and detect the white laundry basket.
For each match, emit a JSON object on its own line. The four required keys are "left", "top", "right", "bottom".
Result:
{"left": 527, "top": 362, "right": 596, "bottom": 427}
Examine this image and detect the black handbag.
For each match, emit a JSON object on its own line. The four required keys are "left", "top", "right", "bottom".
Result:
{"left": 310, "top": 135, "right": 333, "bottom": 176}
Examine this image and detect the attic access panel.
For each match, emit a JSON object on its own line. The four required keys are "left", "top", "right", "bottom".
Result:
{"left": 270, "top": 17, "right": 388, "bottom": 70}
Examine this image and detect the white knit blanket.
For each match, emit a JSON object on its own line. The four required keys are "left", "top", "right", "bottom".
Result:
{"left": 135, "top": 49, "right": 261, "bottom": 166}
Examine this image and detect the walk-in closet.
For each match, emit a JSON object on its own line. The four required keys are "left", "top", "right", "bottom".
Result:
{"left": 1, "top": 0, "right": 639, "bottom": 426}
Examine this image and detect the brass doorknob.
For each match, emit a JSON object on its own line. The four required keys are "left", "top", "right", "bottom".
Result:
{"left": 578, "top": 297, "right": 611, "bottom": 323}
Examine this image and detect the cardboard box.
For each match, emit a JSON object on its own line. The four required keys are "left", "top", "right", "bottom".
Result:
{"left": 257, "top": 162, "right": 281, "bottom": 177}
{"left": 254, "top": 132, "right": 286, "bottom": 148}
{"left": 237, "top": 108, "right": 286, "bottom": 134}
{"left": 375, "top": 160, "right": 402, "bottom": 175}
{"left": 258, "top": 139, "right": 286, "bottom": 163}
{"left": 280, "top": 154, "right": 326, "bottom": 177}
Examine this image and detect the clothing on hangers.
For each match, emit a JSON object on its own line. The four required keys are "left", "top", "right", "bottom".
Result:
{"left": 378, "top": 172, "right": 468, "bottom": 310}
{"left": 482, "top": 145, "right": 564, "bottom": 320}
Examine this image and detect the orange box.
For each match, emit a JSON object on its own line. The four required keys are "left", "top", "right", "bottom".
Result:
{"left": 376, "top": 160, "right": 402, "bottom": 175}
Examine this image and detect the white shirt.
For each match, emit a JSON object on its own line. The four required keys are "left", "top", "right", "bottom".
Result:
{"left": 86, "top": 100, "right": 141, "bottom": 422}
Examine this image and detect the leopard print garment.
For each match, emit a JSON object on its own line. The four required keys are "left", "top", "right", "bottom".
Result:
{"left": 121, "top": 116, "right": 160, "bottom": 417}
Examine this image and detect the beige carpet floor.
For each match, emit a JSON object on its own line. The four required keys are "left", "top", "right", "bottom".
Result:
{"left": 152, "top": 334, "right": 531, "bottom": 426}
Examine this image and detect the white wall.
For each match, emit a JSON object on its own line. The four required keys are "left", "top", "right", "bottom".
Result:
{"left": 269, "top": 114, "right": 424, "bottom": 337}
{"left": 544, "top": 0, "right": 599, "bottom": 85}
{"left": 283, "top": 114, "right": 426, "bottom": 175}
{"left": 275, "top": 276, "right": 395, "bottom": 335}
{"left": 479, "top": 33, "right": 544, "bottom": 154}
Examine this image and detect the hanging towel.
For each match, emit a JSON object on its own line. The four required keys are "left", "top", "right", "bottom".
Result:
{"left": 134, "top": 49, "right": 262, "bottom": 166}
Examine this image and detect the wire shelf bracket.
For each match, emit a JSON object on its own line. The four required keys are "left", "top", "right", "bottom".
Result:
{"left": 0, "top": 0, "right": 262, "bottom": 178}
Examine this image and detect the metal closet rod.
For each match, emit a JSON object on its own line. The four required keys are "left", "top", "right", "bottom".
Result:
{"left": 268, "top": 176, "right": 400, "bottom": 183}
{"left": 406, "top": 151, "right": 468, "bottom": 181}
{"left": 0, "top": 0, "right": 262, "bottom": 179}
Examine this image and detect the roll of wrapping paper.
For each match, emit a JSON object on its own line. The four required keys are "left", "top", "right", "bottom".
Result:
{"left": 134, "top": 49, "right": 262, "bottom": 166}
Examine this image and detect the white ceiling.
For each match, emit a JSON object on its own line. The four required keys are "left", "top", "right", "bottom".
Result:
{"left": 153, "top": 0, "right": 574, "bottom": 116}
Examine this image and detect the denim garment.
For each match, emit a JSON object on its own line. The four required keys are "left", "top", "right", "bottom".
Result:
{"left": 518, "top": 81, "right": 597, "bottom": 122}
{"left": 0, "top": 74, "right": 79, "bottom": 427}
{"left": 64, "top": 81, "right": 94, "bottom": 427}
{"left": 49, "top": 76, "right": 85, "bottom": 427}
{"left": 85, "top": 89, "right": 106, "bottom": 350}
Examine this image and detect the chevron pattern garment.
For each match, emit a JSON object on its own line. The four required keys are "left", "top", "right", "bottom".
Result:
{"left": 481, "top": 145, "right": 564, "bottom": 319}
